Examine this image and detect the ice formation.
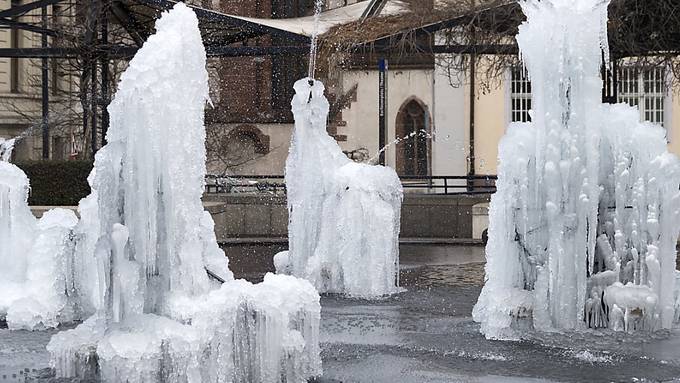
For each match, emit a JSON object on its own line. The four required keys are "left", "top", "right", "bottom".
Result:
{"left": 0, "top": 159, "right": 37, "bottom": 319}
{"left": 0, "top": 137, "right": 88, "bottom": 330}
{"left": 274, "top": 78, "right": 403, "bottom": 298}
{"left": 0, "top": 137, "right": 15, "bottom": 161}
{"left": 43, "top": 4, "right": 320, "bottom": 382}
{"left": 473, "top": 0, "right": 680, "bottom": 339}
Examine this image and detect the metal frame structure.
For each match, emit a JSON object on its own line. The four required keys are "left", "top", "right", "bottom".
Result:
{"left": 0, "top": 0, "right": 312, "bottom": 159}
{"left": 1, "top": 0, "right": 678, "bottom": 160}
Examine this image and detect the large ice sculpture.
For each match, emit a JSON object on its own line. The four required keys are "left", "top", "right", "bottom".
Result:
{"left": 274, "top": 79, "right": 403, "bottom": 298}
{"left": 47, "top": 4, "right": 321, "bottom": 382}
{"left": 473, "top": 0, "right": 680, "bottom": 340}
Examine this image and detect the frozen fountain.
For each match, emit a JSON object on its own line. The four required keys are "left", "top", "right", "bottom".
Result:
{"left": 41, "top": 4, "right": 321, "bottom": 382}
{"left": 473, "top": 0, "right": 680, "bottom": 339}
{"left": 274, "top": 79, "right": 403, "bottom": 298}
{"left": 273, "top": 0, "right": 402, "bottom": 298}
{"left": 0, "top": 138, "right": 84, "bottom": 330}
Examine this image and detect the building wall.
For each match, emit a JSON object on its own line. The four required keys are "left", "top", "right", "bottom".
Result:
{"left": 453, "top": 63, "right": 680, "bottom": 177}
{"left": 473, "top": 77, "right": 506, "bottom": 176}
{"left": 206, "top": 123, "right": 292, "bottom": 176}
{"left": 432, "top": 60, "right": 467, "bottom": 177}
{"left": 340, "top": 69, "right": 435, "bottom": 170}
{"left": 0, "top": 0, "right": 42, "bottom": 160}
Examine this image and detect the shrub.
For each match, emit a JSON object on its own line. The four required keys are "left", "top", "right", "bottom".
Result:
{"left": 15, "top": 160, "right": 93, "bottom": 206}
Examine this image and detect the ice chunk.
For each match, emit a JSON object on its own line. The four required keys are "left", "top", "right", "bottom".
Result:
{"left": 7, "top": 209, "right": 79, "bottom": 330}
{"left": 279, "top": 78, "right": 402, "bottom": 298}
{"left": 0, "top": 162, "right": 86, "bottom": 329}
{"left": 474, "top": 0, "right": 680, "bottom": 339}
{"left": 49, "top": 275, "right": 321, "bottom": 383}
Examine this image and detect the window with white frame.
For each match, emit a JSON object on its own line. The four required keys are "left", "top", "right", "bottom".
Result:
{"left": 617, "top": 66, "right": 666, "bottom": 126}
{"left": 510, "top": 67, "right": 532, "bottom": 123}
{"left": 509, "top": 65, "right": 667, "bottom": 127}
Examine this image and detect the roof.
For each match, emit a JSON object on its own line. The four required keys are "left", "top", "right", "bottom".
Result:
{"left": 228, "top": 1, "right": 408, "bottom": 38}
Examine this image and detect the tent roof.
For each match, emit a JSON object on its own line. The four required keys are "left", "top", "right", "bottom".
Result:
{"left": 228, "top": 1, "right": 407, "bottom": 38}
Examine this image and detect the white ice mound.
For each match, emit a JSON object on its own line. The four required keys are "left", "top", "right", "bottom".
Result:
{"left": 473, "top": 0, "right": 680, "bottom": 340}
{"left": 0, "top": 161, "right": 37, "bottom": 316}
{"left": 48, "top": 4, "right": 320, "bottom": 381}
{"left": 0, "top": 160, "right": 85, "bottom": 330}
{"left": 276, "top": 78, "right": 403, "bottom": 298}
{"left": 48, "top": 274, "right": 321, "bottom": 383}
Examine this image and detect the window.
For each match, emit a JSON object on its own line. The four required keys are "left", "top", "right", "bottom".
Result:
{"left": 396, "top": 99, "right": 429, "bottom": 177}
{"left": 509, "top": 65, "right": 667, "bottom": 127}
{"left": 271, "top": 54, "right": 307, "bottom": 111}
{"left": 510, "top": 67, "right": 532, "bottom": 123}
{"left": 618, "top": 66, "right": 666, "bottom": 126}
{"left": 271, "top": 0, "right": 315, "bottom": 18}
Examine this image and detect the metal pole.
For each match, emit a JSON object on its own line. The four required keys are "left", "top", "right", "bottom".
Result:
{"left": 467, "top": 0, "right": 476, "bottom": 191}
{"left": 41, "top": 4, "right": 48, "bottom": 159}
{"left": 100, "top": 1, "right": 109, "bottom": 146}
{"left": 378, "top": 58, "right": 388, "bottom": 166}
{"left": 90, "top": 37, "right": 97, "bottom": 158}
{"left": 469, "top": 53, "right": 476, "bottom": 177}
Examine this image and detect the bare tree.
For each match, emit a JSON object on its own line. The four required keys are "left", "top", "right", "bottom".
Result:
{"left": 319, "top": 0, "right": 680, "bottom": 90}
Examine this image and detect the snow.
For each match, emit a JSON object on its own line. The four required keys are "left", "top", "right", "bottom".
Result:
{"left": 39, "top": 4, "right": 321, "bottom": 381}
{"left": 275, "top": 78, "right": 402, "bottom": 298}
{"left": 473, "top": 0, "right": 680, "bottom": 339}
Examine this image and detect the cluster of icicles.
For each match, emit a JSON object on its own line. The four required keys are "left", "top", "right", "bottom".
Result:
{"left": 473, "top": 0, "right": 680, "bottom": 339}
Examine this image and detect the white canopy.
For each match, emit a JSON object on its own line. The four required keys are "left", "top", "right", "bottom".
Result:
{"left": 228, "top": 1, "right": 407, "bottom": 38}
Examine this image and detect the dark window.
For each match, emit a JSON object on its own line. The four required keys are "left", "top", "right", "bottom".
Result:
{"left": 396, "top": 100, "right": 429, "bottom": 177}
{"left": 271, "top": 54, "right": 307, "bottom": 111}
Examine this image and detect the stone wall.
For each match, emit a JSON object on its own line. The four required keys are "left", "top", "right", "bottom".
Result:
{"left": 204, "top": 193, "right": 489, "bottom": 242}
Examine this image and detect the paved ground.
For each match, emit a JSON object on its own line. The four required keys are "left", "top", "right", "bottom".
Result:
{"left": 1, "top": 245, "right": 679, "bottom": 382}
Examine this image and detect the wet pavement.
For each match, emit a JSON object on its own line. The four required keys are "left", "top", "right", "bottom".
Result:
{"left": 1, "top": 244, "right": 680, "bottom": 382}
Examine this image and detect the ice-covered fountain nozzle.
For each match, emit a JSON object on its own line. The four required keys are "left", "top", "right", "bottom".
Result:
{"left": 275, "top": 77, "right": 403, "bottom": 298}
{"left": 0, "top": 137, "right": 15, "bottom": 162}
{"left": 473, "top": 0, "right": 680, "bottom": 340}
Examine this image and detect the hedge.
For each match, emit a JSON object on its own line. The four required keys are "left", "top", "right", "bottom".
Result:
{"left": 15, "top": 160, "right": 93, "bottom": 206}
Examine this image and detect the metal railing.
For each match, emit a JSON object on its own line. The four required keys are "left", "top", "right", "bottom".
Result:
{"left": 205, "top": 175, "right": 287, "bottom": 195}
{"left": 205, "top": 174, "right": 497, "bottom": 196}
{"left": 399, "top": 175, "right": 497, "bottom": 195}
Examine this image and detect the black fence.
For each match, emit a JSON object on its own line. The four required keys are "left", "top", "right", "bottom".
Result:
{"left": 205, "top": 175, "right": 497, "bottom": 196}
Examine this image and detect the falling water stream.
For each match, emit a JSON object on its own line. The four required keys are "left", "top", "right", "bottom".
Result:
{"left": 307, "top": 0, "right": 324, "bottom": 79}
{"left": 368, "top": 129, "right": 435, "bottom": 164}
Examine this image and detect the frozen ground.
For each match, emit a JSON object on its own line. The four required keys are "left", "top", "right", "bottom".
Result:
{"left": 2, "top": 245, "right": 680, "bottom": 382}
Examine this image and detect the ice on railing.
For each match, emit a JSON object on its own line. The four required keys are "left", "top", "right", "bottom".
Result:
{"left": 473, "top": 0, "right": 680, "bottom": 340}
{"left": 47, "top": 4, "right": 320, "bottom": 382}
{"left": 275, "top": 78, "right": 402, "bottom": 298}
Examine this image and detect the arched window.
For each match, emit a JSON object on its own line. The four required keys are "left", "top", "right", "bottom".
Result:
{"left": 395, "top": 99, "right": 429, "bottom": 176}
